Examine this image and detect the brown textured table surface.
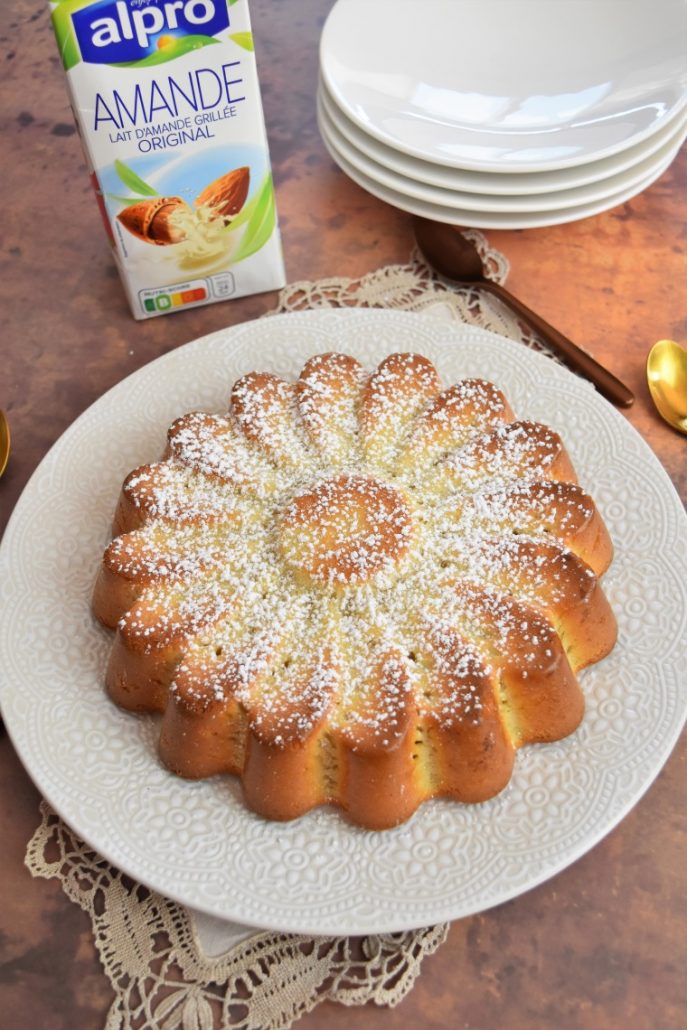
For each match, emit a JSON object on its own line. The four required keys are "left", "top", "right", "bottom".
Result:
{"left": 1, "top": 2, "right": 686, "bottom": 1027}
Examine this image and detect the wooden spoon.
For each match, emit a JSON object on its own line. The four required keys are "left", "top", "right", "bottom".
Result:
{"left": 413, "top": 216, "right": 634, "bottom": 409}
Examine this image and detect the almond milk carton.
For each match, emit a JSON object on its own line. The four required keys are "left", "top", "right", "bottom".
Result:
{"left": 48, "top": 0, "right": 286, "bottom": 318}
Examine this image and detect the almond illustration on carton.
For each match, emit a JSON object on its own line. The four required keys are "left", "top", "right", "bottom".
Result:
{"left": 117, "top": 196, "right": 191, "bottom": 246}
{"left": 195, "top": 166, "right": 250, "bottom": 222}
{"left": 117, "top": 167, "right": 250, "bottom": 246}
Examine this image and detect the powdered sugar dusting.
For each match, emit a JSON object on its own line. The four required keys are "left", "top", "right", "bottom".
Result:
{"left": 279, "top": 474, "right": 415, "bottom": 587}
{"left": 104, "top": 352, "right": 608, "bottom": 752}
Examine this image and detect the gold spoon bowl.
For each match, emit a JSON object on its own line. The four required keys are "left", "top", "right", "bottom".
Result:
{"left": 646, "top": 339, "right": 687, "bottom": 436}
{"left": 0, "top": 410, "right": 9, "bottom": 478}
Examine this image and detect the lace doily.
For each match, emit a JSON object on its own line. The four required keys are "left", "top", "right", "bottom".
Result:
{"left": 27, "top": 802, "right": 449, "bottom": 1029}
{"left": 25, "top": 233, "right": 553, "bottom": 1030}
{"left": 269, "top": 237, "right": 558, "bottom": 363}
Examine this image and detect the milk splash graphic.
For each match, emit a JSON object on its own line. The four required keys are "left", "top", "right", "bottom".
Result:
{"left": 49, "top": 0, "right": 285, "bottom": 319}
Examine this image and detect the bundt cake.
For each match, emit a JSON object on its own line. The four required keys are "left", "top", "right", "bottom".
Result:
{"left": 93, "top": 351, "right": 617, "bottom": 830}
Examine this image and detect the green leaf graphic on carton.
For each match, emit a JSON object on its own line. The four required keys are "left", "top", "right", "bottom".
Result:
{"left": 114, "top": 160, "right": 159, "bottom": 198}
{"left": 237, "top": 188, "right": 275, "bottom": 261}
{"left": 51, "top": 1, "right": 83, "bottom": 71}
{"left": 106, "top": 193, "right": 152, "bottom": 208}
{"left": 231, "top": 174, "right": 276, "bottom": 264}
{"left": 229, "top": 32, "right": 254, "bottom": 51}
{"left": 114, "top": 35, "right": 219, "bottom": 68}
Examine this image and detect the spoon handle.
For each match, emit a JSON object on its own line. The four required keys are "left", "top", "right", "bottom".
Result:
{"left": 477, "top": 279, "right": 634, "bottom": 408}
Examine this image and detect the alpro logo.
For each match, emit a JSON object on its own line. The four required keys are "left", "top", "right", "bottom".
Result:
{"left": 71, "top": 0, "right": 230, "bottom": 65}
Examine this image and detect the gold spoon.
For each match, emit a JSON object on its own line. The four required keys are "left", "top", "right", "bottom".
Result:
{"left": 0, "top": 410, "right": 9, "bottom": 477}
{"left": 646, "top": 339, "right": 687, "bottom": 436}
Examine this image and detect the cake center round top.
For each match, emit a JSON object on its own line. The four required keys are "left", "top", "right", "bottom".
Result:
{"left": 278, "top": 474, "right": 415, "bottom": 587}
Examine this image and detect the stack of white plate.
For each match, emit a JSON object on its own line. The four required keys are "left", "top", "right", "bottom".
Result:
{"left": 317, "top": 0, "right": 687, "bottom": 229}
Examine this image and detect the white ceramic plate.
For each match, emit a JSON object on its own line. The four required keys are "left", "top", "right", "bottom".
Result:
{"left": 1, "top": 310, "right": 685, "bottom": 935}
{"left": 320, "top": 74, "right": 687, "bottom": 197}
{"left": 320, "top": 0, "right": 687, "bottom": 172}
{"left": 318, "top": 88, "right": 687, "bottom": 213}
{"left": 319, "top": 119, "right": 678, "bottom": 229}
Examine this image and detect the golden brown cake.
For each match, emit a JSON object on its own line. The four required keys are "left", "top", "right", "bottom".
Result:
{"left": 92, "top": 351, "right": 617, "bottom": 829}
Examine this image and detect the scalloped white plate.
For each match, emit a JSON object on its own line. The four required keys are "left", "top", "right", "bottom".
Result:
{"left": 1, "top": 310, "right": 685, "bottom": 935}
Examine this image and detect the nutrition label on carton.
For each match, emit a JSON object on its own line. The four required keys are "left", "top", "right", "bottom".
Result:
{"left": 48, "top": 0, "right": 285, "bottom": 320}
{"left": 138, "top": 271, "right": 236, "bottom": 314}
